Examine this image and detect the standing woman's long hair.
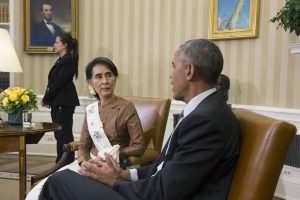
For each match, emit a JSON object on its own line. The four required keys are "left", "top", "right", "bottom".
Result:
{"left": 58, "top": 32, "right": 79, "bottom": 79}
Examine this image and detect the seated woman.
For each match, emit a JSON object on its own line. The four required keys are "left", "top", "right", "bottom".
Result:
{"left": 26, "top": 57, "right": 145, "bottom": 200}
{"left": 79, "top": 57, "right": 145, "bottom": 164}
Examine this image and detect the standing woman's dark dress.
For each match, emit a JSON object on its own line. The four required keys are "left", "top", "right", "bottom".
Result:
{"left": 42, "top": 33, "right": 80, "bottom": 164}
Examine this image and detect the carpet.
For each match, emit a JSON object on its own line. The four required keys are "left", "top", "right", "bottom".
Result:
{"left": 0, "top": 153, "right": 56, "bottom": 200}
{"left": 0, "top": 171, "right": 34, "bottom": 181}
{"left": 0, "top": 154, "right": 56, "bottom": 174}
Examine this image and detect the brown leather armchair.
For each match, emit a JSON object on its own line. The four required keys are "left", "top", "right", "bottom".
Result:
{"left": 174, "top": 108, "right": 296, "bottom": 200}
{"left": 31, "top": 96, "right": 171, "bottom": 187}
{"left": 228, "top": 108, "right": 296, "bottom": 200}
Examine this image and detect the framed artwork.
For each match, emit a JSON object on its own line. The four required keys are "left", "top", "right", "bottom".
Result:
{"left": 208, "top": 0, "right": 260, "bottom": 40}
{"left": 24, "top": 0, "right": 78, "bottom": 53}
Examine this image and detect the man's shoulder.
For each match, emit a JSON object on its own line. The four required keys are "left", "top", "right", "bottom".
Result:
{"left": 31, "top": 21, "right": 48, "bottom": 35}
{"left": 51, "top": 22, "right": 60, "bottom": 27}
{"left": 191, "top": 93, "right": 237, "bottom": 123}
{"left": 52, "top": 23, "right": 63, "bottom": 31}
{"left": 32, "top": 21, "right": 45, "bottom": 29}
{"left": 195, "top": 92, "right": 225, "bottom": 111}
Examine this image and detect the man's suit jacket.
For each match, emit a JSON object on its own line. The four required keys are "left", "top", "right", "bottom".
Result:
{"left": 42, "top": 53, "right": 80, "bottom": 107}
{"left": 31, "top": 21, "right": 63, "bottom": 46}
{"left": 113, "top": 92, "right": 240, "bottom": 200}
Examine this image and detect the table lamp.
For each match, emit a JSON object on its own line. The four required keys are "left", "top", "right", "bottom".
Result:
{"left": 0, "top": 28, "right": 23, "bottom": 122}
{"left": 0, "top": 28, "right": 23, "bottom": 73}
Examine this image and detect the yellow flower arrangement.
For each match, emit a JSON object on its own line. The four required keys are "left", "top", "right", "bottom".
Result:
{"left": 0, "top": 87, "right": 38, "bottom": 113}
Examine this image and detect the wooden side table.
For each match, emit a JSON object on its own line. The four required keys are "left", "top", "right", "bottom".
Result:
{"left": 0, "top": 122, "right": 61, "bottom": 200}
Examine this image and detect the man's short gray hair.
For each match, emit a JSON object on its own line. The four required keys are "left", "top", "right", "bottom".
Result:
{"left": 179, "top": 39, "right": 223, "bottom": 85}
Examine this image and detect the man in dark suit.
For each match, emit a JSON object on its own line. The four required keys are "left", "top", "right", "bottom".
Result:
{"left": 39, "top": 39, "right": 240, "bottom": 200}
{"left": 31, "top": 1, "right": 63, "bottom": 46}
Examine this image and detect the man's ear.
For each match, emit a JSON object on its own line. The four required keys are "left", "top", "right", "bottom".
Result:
{"left": 185, "top": 64, "right": 197, "bottom": 81}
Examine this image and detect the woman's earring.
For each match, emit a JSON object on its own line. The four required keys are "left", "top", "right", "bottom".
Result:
{"left": 88, "top": 85, "right": 96, "bottom": 96}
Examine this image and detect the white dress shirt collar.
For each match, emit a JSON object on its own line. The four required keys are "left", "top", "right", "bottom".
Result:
{"left": 44, "top": 19, "right": 55, "bottom": 34}
{"left": 183, "top": 88, "right": 216, "bottom": 117}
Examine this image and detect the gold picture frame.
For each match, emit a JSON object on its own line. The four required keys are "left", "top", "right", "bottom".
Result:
{"left": 24, "top": 0, "right": 78, "bottom": 53}
{"left": 208, "top": 0, "right": 260, "bottom": 40}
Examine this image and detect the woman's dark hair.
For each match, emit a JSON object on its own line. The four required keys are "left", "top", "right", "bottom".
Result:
{"left": 85, "top": 57, "right": 119, "bottom": 99}
{"left": 216, "top": 74, "right": 230, "bottom": 102}
{"left": 58, "top": 32, "right": 79, "bottom": 79}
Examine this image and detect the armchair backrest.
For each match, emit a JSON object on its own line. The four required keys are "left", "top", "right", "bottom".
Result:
{"left": 228, "top": 108, "right": 297, "bottom": 200}
{"left": 123, "top": 96, "right": 171, "bottom": 153}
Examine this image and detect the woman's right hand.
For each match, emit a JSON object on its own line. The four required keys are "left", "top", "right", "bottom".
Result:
{"left": 41, "top": 100, "right": 50, "bottom": 108}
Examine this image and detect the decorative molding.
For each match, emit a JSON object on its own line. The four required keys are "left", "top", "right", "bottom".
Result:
{"left": 288, "top": 43, "right": 300, "bottom": 54}
{"left": 275, "top": 165, "right": 300, "bottom": 200}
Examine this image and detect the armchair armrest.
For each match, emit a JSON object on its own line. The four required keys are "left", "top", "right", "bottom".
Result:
{"left": 128, "top": 149, "right": 159, "bottom": 166}
{"left": 67, "top": 141, "right": 80, "bottom": 151}
{"left": 30, "top": 141, "right": 80, "bottom": 188}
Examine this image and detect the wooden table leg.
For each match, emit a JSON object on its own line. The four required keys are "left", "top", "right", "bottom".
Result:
{"left": 19, "top": 135, "right": 26, "bottom": 200}
{"left": 0, "top": 122, "right": 60, "bottom": 199}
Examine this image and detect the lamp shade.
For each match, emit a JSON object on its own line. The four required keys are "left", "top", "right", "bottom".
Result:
{"left": 0, "top": 28, "right": 22, "bottom": 72}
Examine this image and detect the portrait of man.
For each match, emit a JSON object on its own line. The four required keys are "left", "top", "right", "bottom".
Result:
{"left": 29, "top": 0, "right": 72, "bottom": 47}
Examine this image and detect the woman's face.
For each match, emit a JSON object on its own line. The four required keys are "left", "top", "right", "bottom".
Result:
{"left": 53, "top": 36, "right": 66, "bottom": 54}
{"left": 90, "top": 64, "right": 116, "bottom": 99}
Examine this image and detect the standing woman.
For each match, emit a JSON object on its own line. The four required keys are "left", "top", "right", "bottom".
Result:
{"left": 41, "top": 32, "right": 80, "bottom": 165}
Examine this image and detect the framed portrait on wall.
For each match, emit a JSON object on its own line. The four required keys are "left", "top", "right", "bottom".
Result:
{"left": 24, "top": 0, "right": 78, "bottom": 53}
{"left": 208, "top": 0, "right": 260, "bottom": 40}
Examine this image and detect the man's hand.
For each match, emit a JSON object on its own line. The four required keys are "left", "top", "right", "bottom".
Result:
{"left": 79, "top": 153, "right": 126, "bottom": 187}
